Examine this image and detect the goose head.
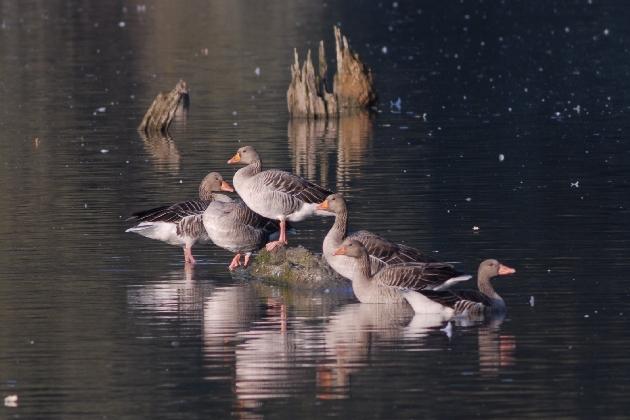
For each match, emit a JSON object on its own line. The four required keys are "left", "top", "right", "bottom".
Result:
{"left": 478, "top": 259, "right": 516, "bottom": 279}
{"left": 227, "top": 146, "right": 260, "bottom": 165}
{"left": 316, "top": 193, "right": 347, "bottom": 214}
{"left": 199, "top": 172, "right": 234, "bottom": 200}
{"left": 333, "top": 239, "right": 367, "bottom": 258}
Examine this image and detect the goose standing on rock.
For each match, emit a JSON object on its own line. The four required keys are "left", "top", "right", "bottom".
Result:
{"left": 333, "top": 239, "right": 471, "bottom": 304}
{"left": 126, "top": 172, "right": 234, "bottom": 264}
{"left": 228, "top": 145, "right": 332, "bottom": 251}
{"left": 402, "top": 259, "right": 516, "bottom": 318}
{"left": 203, "top": 198, "right": 283, "bottom": 271}
{"left": 317, "top": 193, "right": 437, "bottom": 281}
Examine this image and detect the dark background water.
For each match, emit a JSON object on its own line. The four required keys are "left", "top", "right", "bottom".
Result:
{"left": 2, "top": 0, "right": 630, "bottom": 418}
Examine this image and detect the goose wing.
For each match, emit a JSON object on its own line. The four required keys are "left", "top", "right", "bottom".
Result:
{"left": 352, "top": 230, "right": 437, "bottom": 265}
{"left": 259, "top": 170, "right": 331, "bottom": 204}
{"left": 376, "top": 262, "right": 469, "bottom": 291}
{"left": 128, "top": 200, "right": 209, "bottom": 223}
{"left": 176, "top": 214, "right": 206, "bottom": 239}
{"left": 419, "top": 290, "right": 494, "bottom": 309}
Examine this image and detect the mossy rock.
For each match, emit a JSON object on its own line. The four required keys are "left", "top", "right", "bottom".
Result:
{"left": 249, "top": 246, "right": 347, "bottom": 290}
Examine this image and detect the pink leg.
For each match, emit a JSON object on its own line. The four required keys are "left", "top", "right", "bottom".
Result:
{"left": 243, "top": 253, "right": 251, "bottom": 267}
{"left": 184, "top": 245, "right": 196, "bottom": 264}
{"left": 228, "top": 253, "right": 242, "bottom": 271}
{"left": 265, "top": 220, "right": 287, "bottom": 252}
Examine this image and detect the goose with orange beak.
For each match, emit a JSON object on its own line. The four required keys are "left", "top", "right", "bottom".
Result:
{"left": 228, "top": 145, "right": 332, "bottom": 252}
{"left": 317, "top": 193, "right": 438, "bottom": 281}
{"left": 401, "top": 259, "right": 516, "bottom": 318}
{"left": 126, "top": 172, "right": 234, "bottom": 264}
{"left": 332, "top": 239, "right": 472, "bottom": 304}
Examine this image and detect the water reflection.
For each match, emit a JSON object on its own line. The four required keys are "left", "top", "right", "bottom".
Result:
{"left": 318, "top": 303, "right": 414, "bottom": 399}
{"left": 477, "top": 316, "right": 516, "bottom": 377}
{"left": 139, "top": 133, "right": 182, "bottom": 174}
{"left": 202, "top": 283, "right": 263, "bottom": 370}
{"left": 288, "top": 113, "right": 373, "bottom": 192}
{"left": 126, "top": 264, "right": 206, "bottom": 319}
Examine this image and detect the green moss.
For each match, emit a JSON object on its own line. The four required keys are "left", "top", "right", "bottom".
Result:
{"left": 249, "top": 246, "right": 346, "bottom": 290}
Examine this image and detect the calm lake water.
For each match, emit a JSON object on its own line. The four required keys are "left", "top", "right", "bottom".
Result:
{"left": 2, "top": 0, "right": 630, "bottom": 418}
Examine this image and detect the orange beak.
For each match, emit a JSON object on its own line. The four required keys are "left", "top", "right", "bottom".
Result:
{"left": 220, "top": 181, "right": 234, "bottom": 192}
{"left": 316, "top": 200, "right": 329, "bottom": 211}
{"left": 227, "top": 153, "right": 240, "bottom": 164}
{"left": 333, "top": 246, "right": 347, "bottom": 256}
{"left": 498, "top": 264, "right": 516, "bottom": 275}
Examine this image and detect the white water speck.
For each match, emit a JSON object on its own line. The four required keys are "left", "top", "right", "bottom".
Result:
{"left": 570, "top": 180, "right": 580, "bottom": 188}
{"left": 179, "top": 180, "right": 183, "bottom": 184}
{"left": 584, "top": 314, "right": 590, "bottom": 318}
{"left": 603, "top": 28, "right": 610, "bottom": 36}
{"left": 441, "top": 322, "right": 453, "bottom": 339}
{"left": 390, "top": 97, "right": 402, "bottom": 112}
{"left": 118, "top": 21, "right": 126, "bottom": 28}
{"left": 4, "top": 395, "right": 18, "bottom": 408}
{"left": 529, "top": 296, "right": 535, "bottom": 307}
{"left": 100, "top": 149, "right": 109, "bottom": 154}
{"left": 472, "top": 226, "right": 480, "bottom": 231}
{"left": 96, "top": 107, "right": 106, "bottom": 113}
{"left": 498, "top": 153, "right": 505, "bottom": 162}
{"left": 232, "top": 110, "right": 238, "bottom": 116}
{"left": 465, "top": 197, "right": 472, "bottom": 202}
{"left": 254, "top": 67, "right": 261, "bottom": 76}
{"left": 381, "top": 46, "right": 388, "bottom": 54}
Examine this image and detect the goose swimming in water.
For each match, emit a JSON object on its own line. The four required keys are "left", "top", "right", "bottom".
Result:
{"left": 333, "top": 239, "right": 471, "bottom": 304}
{"left": 402, "top": 259, "right": 516, "bottom": 318}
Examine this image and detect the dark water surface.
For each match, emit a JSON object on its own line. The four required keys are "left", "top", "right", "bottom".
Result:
{"left": 2, "top": 0, "right": 630, "bottom": 418}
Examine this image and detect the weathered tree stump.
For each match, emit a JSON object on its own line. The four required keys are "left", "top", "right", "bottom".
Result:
{"left": 332, "top": 26, "right": 376, "bottom": 112}
{"left": 287, "top": 26, "right": 375, "bottom": 119}
{"left": 138, "top": 79, "right": 189, "bottom": 134}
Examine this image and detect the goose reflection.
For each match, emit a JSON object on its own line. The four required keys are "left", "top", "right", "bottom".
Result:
{"left": 139, "top": 132, "right": 181, "bottom": 174}
{"left": 126, "top": 264, "right": 207, "bottom": 320}
{"left": 476, "top": 315, "right": 516, "bottom": 377}
{"left": 233, "top": 295, "right": 313, "bottom": 404}
{"left": 317, "top": 303, "right": 413, "bottom": 399}
{"left": 288, "top": 112, "right": 373, "bottom": 192}
{"left": 202, "top": 283, "right": 263, "bottom": 368}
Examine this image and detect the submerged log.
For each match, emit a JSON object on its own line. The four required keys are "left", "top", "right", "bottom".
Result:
{"left": 249, "top": 246, "right": 347, "bottom": 290}
{"left": 287, "top": 26, "right": 375, "bottom": 119}
{"left": 138, "top": 79, "right": 189, "bottom": 134}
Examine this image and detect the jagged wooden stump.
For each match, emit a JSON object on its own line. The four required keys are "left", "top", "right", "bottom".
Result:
{"left": 333, "top": 26, "right": 376, "bottom": 112}
{"left": 287, "top": 26, "right": 375, "bottom": 119}
{"left": 138, "top": 79, "right": 189, "bottom": 135}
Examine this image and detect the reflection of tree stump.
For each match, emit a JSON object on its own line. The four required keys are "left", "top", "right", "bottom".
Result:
{"left": 139, "top": 132, "right": 181, "bottom": 174}
{"left": 287, "top": 26, "right": 375, "bottom": 119}
{"left": 138, "top": 80, "right": 189, "bottom": 134}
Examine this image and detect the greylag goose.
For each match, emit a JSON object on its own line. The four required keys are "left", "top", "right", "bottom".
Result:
{"left": 228, "top": 145, "right": 332, "bottom": 251}
{"left": 317, "top": 193, "right": 437, "bottom": 280}
{"left": 203, "top": 198, "right": 282, "bottom": 270}
{"left": 402, "top": 259, "right": 516, "bottom": 318}
{"left": 333, "top": 239, "right": 471, "bottom": 304}
{"left": 125, "top": 172, "right": 234, "bottom": 264}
